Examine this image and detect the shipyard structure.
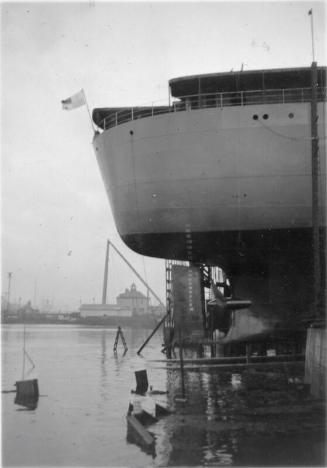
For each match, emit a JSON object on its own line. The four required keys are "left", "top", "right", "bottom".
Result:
{"left": 92, "top": 66, "right": 326, "bottom": 362}
{"left": 80, "top": 283, "right": 163, "bottom": 326}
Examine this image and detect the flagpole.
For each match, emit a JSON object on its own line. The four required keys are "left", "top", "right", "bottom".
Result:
{"left": 82, "top": 89, "right": 96, "bottom": 133}
{"left": 309, "top": 9, "right": 315, "bottom": 62}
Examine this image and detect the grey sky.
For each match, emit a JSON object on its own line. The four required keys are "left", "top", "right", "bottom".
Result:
{"left": 1, "top": 1, "right": 326, "bottom": 311}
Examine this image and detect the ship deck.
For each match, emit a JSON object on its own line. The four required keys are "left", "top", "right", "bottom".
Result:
{"left": 93, "top": 85, "right": 326, "bottom": 131}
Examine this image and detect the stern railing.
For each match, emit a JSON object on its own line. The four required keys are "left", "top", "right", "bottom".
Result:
{"left": 100, "top": 86, "right": 326, "bottom": 130}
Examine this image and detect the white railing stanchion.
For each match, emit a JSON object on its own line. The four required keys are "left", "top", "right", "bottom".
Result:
{"left": 100, "top": 86, "right": 324, "bottom": 130}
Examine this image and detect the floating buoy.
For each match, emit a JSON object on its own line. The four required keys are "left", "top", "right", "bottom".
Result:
{"left": 15, "top": 379, "right": 39, "bottom": 410}
{"left": 15, "top": 379, "right": 39, "bottom": 399}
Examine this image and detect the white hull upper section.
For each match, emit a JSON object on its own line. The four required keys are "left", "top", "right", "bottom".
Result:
{"left": 93, "top": 102, "right": 326, "bottom": 236}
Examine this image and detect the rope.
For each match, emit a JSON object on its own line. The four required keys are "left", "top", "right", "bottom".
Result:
{"left": 22, "top": 321, "right": 36, "bottom": 380}
{"left": 258, "top": 118, "right": 327, "bottom": 141}
{"left": 259, "top": 117, "right": 325, "bottom": 227}
{"left": 24, "top": 350, "right": 36, "bottom": 370}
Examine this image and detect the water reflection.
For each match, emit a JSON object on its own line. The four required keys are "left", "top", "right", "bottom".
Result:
{"left": 203, "top": 435, "right": 234, "bottom": 466}
{"left": 99, "top": 330, "right": 108, "bottom": 402}
{"left": 231, "top": 373, "right": 242, "bottom": 390}
{"left": 152, "top": 365, "right": 325, "bottom": 467}
{"left": 2, "top": 325, "right": 324, "bottom": 467}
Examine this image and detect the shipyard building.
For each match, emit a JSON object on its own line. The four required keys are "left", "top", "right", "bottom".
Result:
{"left": 79, "top": 283, "right": 163, "bottom": 319}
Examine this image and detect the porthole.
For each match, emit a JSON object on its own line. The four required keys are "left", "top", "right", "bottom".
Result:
{"left": 288, "top": 113, "right": 294, "bottom": 119}
{"left": 263, "top": 114, "right": 269, "bottom": 120}
{"left": 253, "top": 114, "right": 258, "bottom": 120}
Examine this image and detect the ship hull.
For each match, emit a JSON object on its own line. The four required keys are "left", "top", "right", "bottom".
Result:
{"left": 94, "top": 102, "right": 326, "bottom": 238}
{"left": 124, "top": 226, "right": 325, "bottom": 316}
{"left": 93, "top": 101, "right": 326, "bottom": 316}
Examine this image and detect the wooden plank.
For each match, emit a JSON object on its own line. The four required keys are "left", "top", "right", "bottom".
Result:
{"left": 126, "top": 414, "right": 155, "bottom": 447}
{"left": 150, "top": 354, "right": 305, "bottom": 365}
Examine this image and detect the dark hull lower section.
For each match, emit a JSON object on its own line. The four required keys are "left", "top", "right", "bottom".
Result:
{"left": 122, "top": 227, "right": 317, "bottom": 267}
{"left": 123, "top": 227, "right": 326, "bottom": 322}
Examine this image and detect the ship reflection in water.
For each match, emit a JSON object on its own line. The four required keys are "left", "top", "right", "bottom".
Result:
{"left": 151, "top": 368, "right": 325, "bottom": 466}
{"left": 2, "top": 325, "right": 325, "bottom": 467}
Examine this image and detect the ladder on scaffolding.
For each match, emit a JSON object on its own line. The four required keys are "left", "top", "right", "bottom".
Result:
{"left": 165, "top": 259, "right": 173, "bottom": 329}
{"left": 165, "top": 259, "right": 190, "bottom": 328}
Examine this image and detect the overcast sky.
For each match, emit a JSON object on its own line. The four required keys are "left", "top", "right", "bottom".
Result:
{"left": 1, "top": 0, "right": 326, "bottom": 311}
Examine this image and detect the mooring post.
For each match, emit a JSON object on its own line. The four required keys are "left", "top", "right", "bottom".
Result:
{"left": 119, "top": 327, "right": 128, "bottom": 352}
{"left": 113, "top": 327, "right": 119, "bottom": 352}
{"left": 246, "top": 343, "right": 251, "bottom": 364}
{"left": 113, "top": 326, "right": 128, "bottom": 353}
{"left": 134, "top": 370, "right": 149, "bottom": 395}
{"left": 178, "top": 327, "right": 185, "bottom": 399}
{"left": 102, "top": 240, "right": 110, "bottom": 305}
{"left": 211, "top": 342, "right": 216, "bottom": 358}
{"left": 310, "top": 61, "right": 322, "bottom": 318}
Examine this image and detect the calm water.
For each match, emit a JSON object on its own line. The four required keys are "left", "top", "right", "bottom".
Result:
{"left": 2, "top": 324, "right": 326, "bottom": 467}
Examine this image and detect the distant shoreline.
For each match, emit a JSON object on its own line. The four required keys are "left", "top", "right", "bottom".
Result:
{"left": 1, "top": 317, "right": 159, "bottom": 328}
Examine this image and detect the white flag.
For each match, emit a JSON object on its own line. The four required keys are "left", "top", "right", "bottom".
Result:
{"left": 61, "top": 89, "right": 86, "bottom": 110}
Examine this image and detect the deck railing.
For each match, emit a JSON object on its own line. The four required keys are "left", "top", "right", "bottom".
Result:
{"left": 101, "top": 86, "right": 326, "bottom": 130}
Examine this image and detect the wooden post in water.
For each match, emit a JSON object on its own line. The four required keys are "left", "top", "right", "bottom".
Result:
{"left": 113, "top": 326, "right": 128, "bottom": 353}
{"left": 246, "top": 343, "right": 251, "bottom": 364}
{"left": 134, "top": 370, "right": 149, "bottom": 395}
{"left": 178, "top": 327, "right": 185, "bottom": 399}
{"left": 310, "top": 61, "right": 321, "bottom": 318}
{"left": 7, "top": 272, "right": 12, "bottom": 311}
{"left": 102, "top": 240, "right": 110, "bottom": 305}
